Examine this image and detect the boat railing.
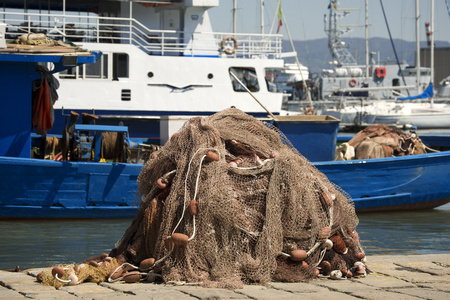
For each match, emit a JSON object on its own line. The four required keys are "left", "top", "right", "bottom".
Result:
{"left": 2, "top": 11, "right": 282, "bottom": 59}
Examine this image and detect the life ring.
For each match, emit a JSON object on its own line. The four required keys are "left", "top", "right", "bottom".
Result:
{"left": 349, "top": 78, "right": 357, "bottom": 87}
{"left": 221, "top": 36, "right": 238, "bottom": 55}
{"left": 375, "top": 66, "right": 386, "bottom": 78}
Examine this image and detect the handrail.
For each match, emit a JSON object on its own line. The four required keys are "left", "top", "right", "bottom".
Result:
{"left": 1, "top": 11, "right": 283, "bottom": 58}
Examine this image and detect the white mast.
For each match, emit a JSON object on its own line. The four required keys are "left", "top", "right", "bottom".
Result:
{"left": 233, "top": 0, "right": 237, "bottom": 34}
{"left": 261, "top": 0, "right": 264, "bottom": 34}
{"left": 416, "top": 0, "right": 421, "bottom": 94}
{"left": 431, "top": 0, "right": 435, "bottom": 105}
{"left": 365, "top": 0, "right": 369, "bottom": 82}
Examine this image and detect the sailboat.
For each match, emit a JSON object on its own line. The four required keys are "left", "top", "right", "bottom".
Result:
{"left": 360, "top": 0, "right": 450, "bottom": 129}
{"left": 317, "top": 0, "right": 450, "bottom": 130}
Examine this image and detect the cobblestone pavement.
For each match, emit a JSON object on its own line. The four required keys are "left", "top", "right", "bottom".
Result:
{"left": 0, "top": 254, "right": 449, "bottom": 299}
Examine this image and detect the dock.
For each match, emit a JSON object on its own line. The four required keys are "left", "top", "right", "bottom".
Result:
{"left": 0, "top": 254, "right": 449, "bottom": 299}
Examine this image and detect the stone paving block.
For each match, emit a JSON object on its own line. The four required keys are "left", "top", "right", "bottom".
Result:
{"left": 418, "top": 282, "right": 450, "bottom": 292}
{"left": 132, "top": 288, "right": 199, "bottom": 300}
{"left": 270, "top": 281, "right": 332, "bottom": 293}
{"left": 369, "top": 262, "right": 448, "bottom": 283}
{"left": 172, "top": 286, "right": 249, "bottom": 299}
{"left": 0, "top": 285, "right": 28, "bottom": 299}
{"left": 321, "top": 283, "right": 423, "bottom": 300}
{"left": 237, "top": 285, "right": 326, "bottom": 300}
{"left": 389, "top": 287, "right": 450, "bottom": 300}
{"left": 396, "top": 261, "right": 450, "bottom": 276}
{"left": 60, "top": 282, "right": 125, "bottom": 298}
{"left": 350, "top": 273, "right": 416, "bottom": 289}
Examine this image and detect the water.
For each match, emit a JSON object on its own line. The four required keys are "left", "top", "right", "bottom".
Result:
{"left": 1, "top": 203, "right": 449, "bottom": 271}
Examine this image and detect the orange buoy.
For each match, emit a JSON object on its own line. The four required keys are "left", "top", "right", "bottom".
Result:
{"left": 123, "top": 271, "right": 141, "bottom": 283}
{"left": 36, "top": 272, "right": 44, "bottom": 282}
{"left": 73, "top": 265, "right": 81, "bottom": 273}
{"left": 109, "top": 266, "right": 123, "bottom": 280}
{"left": 51, "top": 266, "right": 64, "bottom": 278}
{"left": 289, "top": 249, "right": 307, "bottom": 262}
{"left": 319, "top": 260, "right": 331, "bottom": 275}
{"left": 330, "top": 235, "right": 347, "bottom": 254}
{"left": 341, "top": 268, "right": 352, "bottom": 278}
{"left": 140, "top": 258, "right": 156, "bottom": 270}
{"left": 89, "top": 261, "right": 99, "bottom": 267}
{"left": 354, "top": 252, "right": 365, "bottom": 260}
{"left": 189, "top": 199, "right": 198, "bottom": 216}
{"left": 349, "top": 78, "right": 357, "bottom": 87}
{"left": 300, "top": 261, "right": 309, "bottom": 270}
{"left": 205, "top": 151, "right": 219, "bottom": 162}
{"left": 156, "top": 178, "right": 168, "bottom": 189}
{"left": 171, "top": 233, "right": 189, "bottom": 246}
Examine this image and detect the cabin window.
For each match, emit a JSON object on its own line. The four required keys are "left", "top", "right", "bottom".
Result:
{"left": 229, "top": 67, "right": 259, "bottom": 92}
{"left": 59, "top": 54, "right": 109, "bottom": 80}
{"left": 113, "top": 53, "right": 129, "bottom": 80}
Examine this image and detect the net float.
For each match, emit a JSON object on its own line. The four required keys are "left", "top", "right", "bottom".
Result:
{"left": 140, "top": 258, "right": 156, "bottom": 270}
{"left": 229, "top": 161, "right": 237, "bottom": 167}
{"left": 36, "top": 272, "right": 44, "bottom": 282}
{"left": 171, "top": 233, "right": 189, "bottom": 246}
{"left": 164, "top": 236, "right": 173, "bottom": 251}
{"left": 103, "top": 261, "right": 110, "bottom": 268}
{"left": 205, "top": 151, "right": 219, "bottom": 161}
{"left": 67, "top": 273, "right": 79, "bottom": 286}
{"left": 322, "top": 239, "right": 333, "bottom": 250}
{"left": 319, "top": 260, "right": 331, "bottom": 275}
{"left": 99, "top": 253, "right": 108, "bottom": 260}
{"left": 329, "top": 270, "right": 342, "bottom": 280}
{"left": 354, "top": 252, "right": 365, "bottom": 260}
{"left": 289, "top": 249, "right": 307, "bottom": 262}
{"left": 109, "top": 266, "right": 123, "bottom": 280}
{"left": 89, "top": 261, "right": 99, "bottom": 268}
{"left": 156, "top": 178, "right": 168, "bottom": 189}
{"left": 300, "top": 261, "right": 309, "bottom": 270}
{"left": 313, "top": 268, "right": 320, "bottom": 277}
{"left": 321, "top": 190, "right": 335, "bottom": 206}
{"left": 51, "top": 266, "right": 64, "bottom": 278}
{"left": 330, "top": 235, "right": 347, "bottom": 254}
{"left": 103, "top": 256, "right": 112, "bottom": 262}
{"left": 341, "top": 269, "right": 352, "bottom": 278}
{"left": 318, "top": 226, "right": 331, "bottom": 240}
{"left": 123, "top": 271, "right": 141, "bottom": 283}
{"left": 189, "top": 199, "right": 198, "bottom": 216}
{"left": 73, "top": 265, "right": 81, "bottom": 273}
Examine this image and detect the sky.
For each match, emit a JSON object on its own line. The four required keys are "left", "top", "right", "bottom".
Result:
{"left": 208, "top": 0, "right": 450, "bottom": 43}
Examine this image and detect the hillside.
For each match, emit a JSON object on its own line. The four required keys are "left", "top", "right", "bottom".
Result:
{"left": 284, "top": 38, "right": 450, "bottom": 74}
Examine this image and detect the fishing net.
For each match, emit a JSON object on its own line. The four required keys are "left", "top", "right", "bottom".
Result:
{"left": 38, "top": 108, "right": 366, "bottom": 288}
{"left": 336, "top": 124, "right": 427, "bottom": 160}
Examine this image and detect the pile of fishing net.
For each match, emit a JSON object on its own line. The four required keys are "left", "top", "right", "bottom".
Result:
{"left": 38, "top": 108, "right": 366, "bottom": 288}
{"left": 335, "top": 124, "right": 427, "bottom": 160}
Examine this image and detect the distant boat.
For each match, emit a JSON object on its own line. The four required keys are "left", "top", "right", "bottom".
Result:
{"left": 1, "top": 0, "right": 298, "bottom": 140}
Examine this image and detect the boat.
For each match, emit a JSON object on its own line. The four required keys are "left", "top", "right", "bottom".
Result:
{"left": 318, "top": 0, "right": 432, "bottom": 101}
{"left": 0, "top": 0, "right": 298, "bottom": 140}
{"left": 1, "top": 3, "right": 449, "bottom": 219}
{"left": 1, "top": 47, "right": 449, "bottom": 218}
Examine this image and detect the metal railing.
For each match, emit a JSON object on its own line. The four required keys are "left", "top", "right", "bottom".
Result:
{"left": 2, "top": 11, "right": 283, "bottom": 59}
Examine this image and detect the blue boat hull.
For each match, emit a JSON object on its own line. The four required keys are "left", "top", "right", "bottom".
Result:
{"left": 315, "top": 151, "right": 450, "bottom": 212}
{"left": 1, "top": 149, "right": 449, "bottom": 218}
{"left": 0, "top": 156, "right": 141, "bottom": 219}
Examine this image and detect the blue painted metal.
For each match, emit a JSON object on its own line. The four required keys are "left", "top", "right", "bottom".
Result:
{"left": 0, "top": 156, "right": 140, "bottom": 218}
{"left": 314, "top": 150, "right": 450, "bottom": 212}
{"left": 0, "top": 51, "right": 100, "bottom": 158}
{"left": 275, "top": 116, "right": 340, "bottom": 162}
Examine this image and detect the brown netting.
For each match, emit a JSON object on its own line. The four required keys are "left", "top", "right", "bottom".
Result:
{"left": 38, "top": 108, "right": 366, "bottom": 288}
{"left": 336, "top": 124, "right": 427, "bottom": 160}
{"left": 108, "top": 108, "right": 365, "bottom": 288}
